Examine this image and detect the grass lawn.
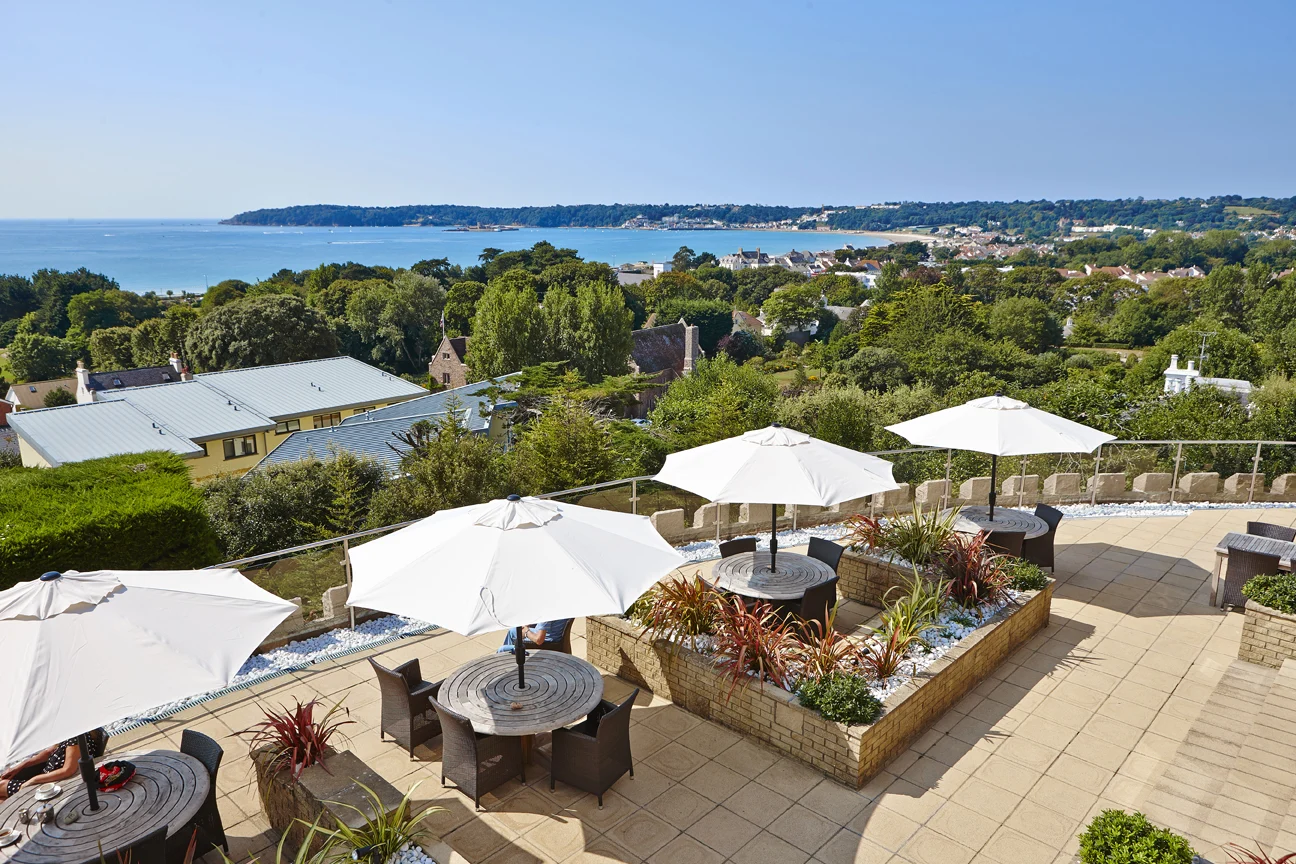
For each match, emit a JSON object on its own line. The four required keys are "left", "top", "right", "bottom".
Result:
{"left": 769, "top": 367, "right": 827, "bottom": 388}
{"left": 1225, "top": 205, "right": 1279, "bottom": 217}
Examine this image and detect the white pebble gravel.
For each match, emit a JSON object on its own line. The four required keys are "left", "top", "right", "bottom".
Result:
{"left": 386, "top": 843, "right": 436, "bottom": 864}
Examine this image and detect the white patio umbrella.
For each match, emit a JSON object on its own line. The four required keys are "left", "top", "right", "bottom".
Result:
{"left": 347, "top": 495, "right": 686, "bottom": 687}
{"left": 885, "top": 394, "right": 1116, "bottom": 518}
{"left": 0, "top": 568, "right": 297, "bottom": 810}
{"left": 651, "top": 424, "right": 899, "bottom": 571}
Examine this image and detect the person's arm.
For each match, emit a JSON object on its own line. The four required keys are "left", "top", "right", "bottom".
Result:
{"left": 20, "top": 744, "right": 81, "bottom": 788}
{"left": 523, "top": 626, "right": 547, "bottom": 647}
{"left": 1, "top": 747, "right": 55, "bottom": 781}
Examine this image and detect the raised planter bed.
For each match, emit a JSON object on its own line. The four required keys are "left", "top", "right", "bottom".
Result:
{"left": 586, "top": 579, "right": 1053, "bottom": 788}
{"left": 1239, "top": 599, "right": 1296, "bottom": 669}
{"left": 836, "top": 548, "right": 918, "bottom": 607}
{"left": 252, "top": 748, "right": 405, "bottom": 854}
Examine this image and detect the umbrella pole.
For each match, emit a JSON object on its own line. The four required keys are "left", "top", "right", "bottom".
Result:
{"left": 989, "top": 455, "right": 998, "bottom": 520}
{"left": 514, "top": 625, "right": 526, "bottom": 688}
{"left": 78, "top": 732, "right": 100, "bottom": 811}
{"left": 770, "top": 503, "right": 779, "bottom": 572}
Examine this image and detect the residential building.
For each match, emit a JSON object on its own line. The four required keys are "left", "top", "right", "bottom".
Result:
{"left": 428, "top": 335, "right": 471, "bottom": 389}
{"left": 718, "top": 248, "right": 770, "bottom": 271}
{"left": 651, "top": 261, "right": 672, "bottom": 277}
{"left": 1163, "top": 354, "right": 1253, "bottom": 406}
{"left": 75, "top": 356, "right": 187, "bottom": 403}
{"left": 8, "top": 356, "right": 428, "bottom": 479}
{"left": 628, "top": 320, "right": 701, "bottom": 417}
{"left": 253, "top": 376, "right": 518, "bottom": 474}
{"left": 4, "top": 377, "right": 75, "bottom": 411}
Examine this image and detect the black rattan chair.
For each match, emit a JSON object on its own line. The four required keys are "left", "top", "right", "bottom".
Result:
{"left": 718, "top": 537, "right": 757, "bottom": 558}
{"left": 1221, "top": 548, "right": 1284, "bottom": 609}
{"left": 807, "top": 537, "right": 845, "bottom": 572}
{"left": 985, "top": 530, "right": 1026, "bottom": 557}
{"left": 535, "top": 619, "right": 574, "bottom": 655}
{"left": 1247, "top": 521, "right": 1296, "bottom": 543}
{"left": 1022, "top": 504, "right": 1065, "bottom": 571}
{"left": 369, "top": 657, "right": 442, "bottom": 759}
{"left": 110, "top": 825, "right": 168, "bottom": 864}
{"left": 796, "top": 576, "right": 840, "bottom": 636}
{"left": 433, "top": 700, "right": 524, "bottom": 811}
{"left": 176, "top": 729, "right": 228, "bottom": 861}
{"left": 550, "top": 688, "right": 638, "bottom": 808}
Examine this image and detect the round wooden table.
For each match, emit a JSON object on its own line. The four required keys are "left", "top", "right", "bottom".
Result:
{"left": 0, "top": 751, "right": 209, "bottom": 864}
{"left": 709, "top": 551, "right": 836, "bottom": 601}
{"left": 944, "top": 506, "right": 1050, "bottom": 540}
{"left": 440, "top": 652, "right": 604, "bottom": 737}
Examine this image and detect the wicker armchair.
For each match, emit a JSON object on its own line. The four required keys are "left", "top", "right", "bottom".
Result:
{"left": 175, "top": 729, "right": 228, "bottom": 862}
{"left": 1220, "top": 548, "right": 1284, "bottom": 609}
{"left": 369, "top": 657, "right": 442, "bottom": 759}
{"left": 1248, "top": 521, "right": 1296, "bottom": 543}
{"left": 807, "top": 537, "right": 845, "bottom": 572}
{"left": 433, "top": 700, "right": 524, "bottom": 811}
{"left": 1022, "top": 504, "right": 1065, "bottom": 571}
{"left": 718, "top": 537, "right": 757, "bottom": 558}
{"left": 111, "top": 825, "right": 168, "bottom": 864}
{"left": 984, "top": 530, "right": 1026, "bottom": 557}
{"left": 550, "top": 688, "right": 638, "bottom": 808}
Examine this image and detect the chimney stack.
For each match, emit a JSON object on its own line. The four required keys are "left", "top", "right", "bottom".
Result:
{"left": 683, "top": 321, "right": 702, "bottom": 374}
{"left": 169, "top": 352, "right": 183, "bottom": 375}
{"left": 1168, "top": 354, "right": 1179, "bottom": 371}
{"left": 74, "top": 360, "right": 94, "bottom": 404}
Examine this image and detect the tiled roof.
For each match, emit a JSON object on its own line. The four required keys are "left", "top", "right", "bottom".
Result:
{"left": 343, "top": 376, "right": 514, "bottom": 425}
{"left": 7, "top": 400, "right": 204, "bottom": 467}
{"left": 4, "top": 378, "right": 75, "bottom": 409}
{"left": 630, "top": 321, "right": 687, "bottom": 376}
{"left": 86, "top": 365, "right": 181, "bottom": 391}
{"left": 197, "top": 356, "right": 427, "bottom": 420}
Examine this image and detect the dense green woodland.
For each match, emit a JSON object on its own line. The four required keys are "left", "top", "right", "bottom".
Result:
{"left": 5, "top": 233, "right": 1296, "bottom": 573}
{"left": 224, "top": 197, "right": 1296, "bottom": 237}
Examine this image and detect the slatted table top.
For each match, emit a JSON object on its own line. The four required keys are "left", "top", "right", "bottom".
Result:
{"left": 1215, "top": 531, "right": 1296, "bottom": 568}
{"left": 709, "top": 551, "right": 836, "bottom": 601}
{"left": 440, "top": 652, "right": 604, "bottom": 737}
{"left": 0, "top": 751, "right": 208, "bottom": 864}
{"left": 945, "top": 506, "right": 1050, "bottom": 541}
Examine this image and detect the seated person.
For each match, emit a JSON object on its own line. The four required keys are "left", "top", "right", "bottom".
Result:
{"left": 0, "top": 728, "right": 107, "bottom": 800}
{"left": 497, "top": 619, "right": 573, "bottom": 653}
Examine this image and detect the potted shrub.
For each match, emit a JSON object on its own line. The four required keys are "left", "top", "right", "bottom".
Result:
{"left": 1077, "top": 809, "right": 1194, "bottom": 864}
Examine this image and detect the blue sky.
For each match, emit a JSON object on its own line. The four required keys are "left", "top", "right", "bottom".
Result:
{"left": 2, "top": 0, "right": 1293, "bottom": 218}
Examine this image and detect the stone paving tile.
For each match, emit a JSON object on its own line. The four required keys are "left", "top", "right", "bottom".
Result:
{"left": 114, "top": 509, "right": 1296, "bottom": 863}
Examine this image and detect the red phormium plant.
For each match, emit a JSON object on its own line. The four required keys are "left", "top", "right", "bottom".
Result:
{"left": 1225, "top": 844, "right": 1296, "bottom": 864}
{"left": 236, "top": 698, "right": 354, "bottom": 780}
{"left": 938, "top": 532, "right": 1010, "bottom": 609}
{"left": 845, "top": 514, "right": 886, "bottom": 552}
{"left": 860, "top": 626, "right": 916, "bottom": 681}
{"left": 642, "top": 574, "right": 722, "bottom": 649}
{"left": 711, "top": 596, "right": 798, "bottom": 697}
{"left": 790, "top": 609, "right": 866, "bottom": 681}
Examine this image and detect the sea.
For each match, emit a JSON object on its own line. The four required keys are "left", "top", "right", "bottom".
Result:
{"left": 0, "top": 219, "right": 886, "bottom": 295}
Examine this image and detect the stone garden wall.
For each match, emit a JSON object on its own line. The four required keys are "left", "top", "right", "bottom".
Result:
{"left": 1239, "top": 600, "right": 1296, "bottom": 669}
{"left": 585, "top": 582, "right": 1053, "bottom": 787}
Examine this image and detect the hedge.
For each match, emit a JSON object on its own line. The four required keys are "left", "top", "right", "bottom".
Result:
{"left": 0, "top": 452, "right": 220, "bottom": 588}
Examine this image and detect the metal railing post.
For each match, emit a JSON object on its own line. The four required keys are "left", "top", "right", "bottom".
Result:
{"left": 630, "top": 478, "right": 639, "bottom": 515}
{"left": 1170, "top": 442, "right": 1183, "bottom": 504}
{"left": 1249, "top": 442, "right": 1263, "bottom": 504}
{"left": 942, "top": 449, "right": 953, "bottom": 511}
{"left": 1090, "top": 444, "right": 1102, "bottom": 505}
{"left": 343, "top": 537, "right": 355, "bottom": 629}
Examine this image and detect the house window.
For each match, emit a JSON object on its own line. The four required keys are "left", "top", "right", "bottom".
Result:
{"left": 222, "top": 435, "right": 258, "bottom": 460}
{"left": 312, "top": 412, "right": 342, "bottom": 429}
{"left": 442, "top": 352, "right": 450, "bottom": 359}
{"left": 275, "top": 418, "right": 301, "bottom": 435}
{"left": 198, "top": 441, "right": 208, "bottom": 456}
{"left": 442, "top": 372, "right": 451, "bottom": 384}
{"left": 352, "top": 406, "right": 376, "bottom": 415}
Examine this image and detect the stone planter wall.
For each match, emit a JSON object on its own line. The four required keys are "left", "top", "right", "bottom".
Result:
{"left": 1239, "top": 600, "right": 1296, "bottom": 669}
{"left": 586, "top": 582, "right": 1053, "bottom": 788}
{"left": 251, "top": 748, "right": 405, "bottom": 854}
{"left": 837, "top": 550, "right": 919, "bottom": 608}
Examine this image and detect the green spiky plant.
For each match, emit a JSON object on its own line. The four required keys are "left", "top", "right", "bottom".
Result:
{"left": 315, "top": 781, "right": 441, "bottom": 864}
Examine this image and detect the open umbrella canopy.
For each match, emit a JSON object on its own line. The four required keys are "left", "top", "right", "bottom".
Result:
{"left": 652, "top": 424, "right": 899, "bottom": 505}
{"left": 0, "top": 568, "right": 297, "bottom": 769}
{"left": 884, "top": 394, "right": 1115, "bottom": 457}
{"left": 347, "top": 495, "right": 687, "bottom": 637}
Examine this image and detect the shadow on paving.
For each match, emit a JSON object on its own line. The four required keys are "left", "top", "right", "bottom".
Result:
{"left": 1056, "top": 542, "right": 1218, "bottom": 620}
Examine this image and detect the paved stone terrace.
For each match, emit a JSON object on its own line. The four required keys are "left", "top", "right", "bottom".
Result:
{"left": 104, "top": 507, "right": 1296, "bottom": 864}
